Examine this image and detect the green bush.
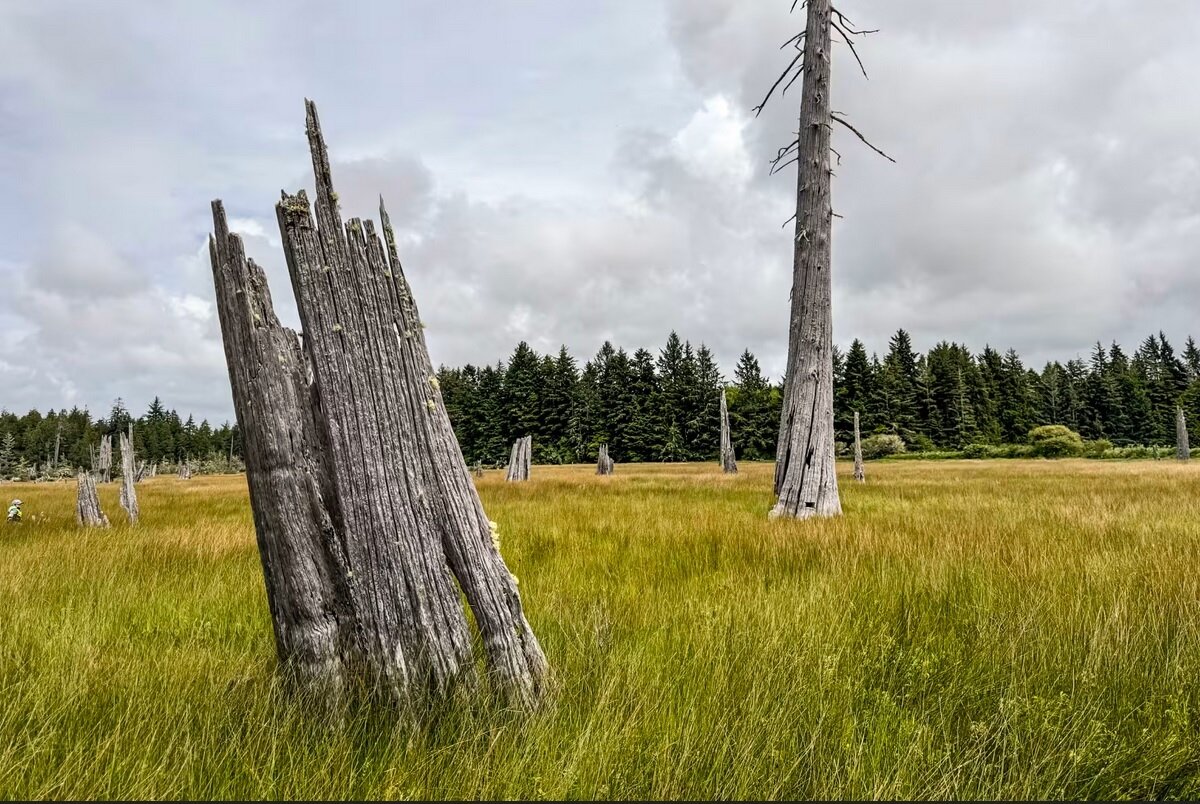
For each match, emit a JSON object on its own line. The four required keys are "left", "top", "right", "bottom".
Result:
{"left": 906, "top": 433, "right": 937, "bottom": 453}
{"left": 962, "top": 443, "right": 995, "bottom": 459}
{"left": 1082, "top": 439, "right": 1113, "bottom": 458}
{"left": 1028, "top": 425, "right": 1084, "bottom": 458}
{"left": 861, "top": 433, "right": 906, "bottom": 460}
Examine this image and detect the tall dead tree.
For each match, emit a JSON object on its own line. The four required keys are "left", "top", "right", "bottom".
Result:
{"left": 506, "top": 436, "right": 532, "bottom": 482}
{"left": 758, "top": 0, "right": 891, "bottom": 519}
{"left": 210, "top": 101, "right": 546, "bottom": 706}
{"left": 118, "top": 425, "right": 139, "bottom": 524}
{"left": 1178, "top": 407, "right": 1190, "bottom": 462}
{"left": 97, "top": 434, "right": 112, "bottom": 483}
{"left": 719, "top": 389, "right": 738, "bottom": 474}
{"left": 76, "top": 471, "right": 109, "bottom": 528}
{"left": 853, "top": 411, "right": 865, "bottom": 482}
{"left": 596, "top": 443, "right": 614, "bottom": 476}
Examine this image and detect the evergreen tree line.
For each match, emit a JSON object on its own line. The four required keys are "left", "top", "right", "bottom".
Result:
{"left": 438, "top": 329, "right": 1200, "bottom": 465}
{"left": 5, "top": 328, "right": 1199, "bottom": 477}
{"left": 0, "top": 397, "right": 240, "bottom": 479}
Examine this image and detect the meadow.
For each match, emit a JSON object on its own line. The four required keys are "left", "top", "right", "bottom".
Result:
{"left": 2, "top": 460, "right": 1200, "bottom": 799}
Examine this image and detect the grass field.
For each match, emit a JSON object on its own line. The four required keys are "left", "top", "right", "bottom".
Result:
{"left": 2, "top": 460, "right": 1200, "bottom": 799}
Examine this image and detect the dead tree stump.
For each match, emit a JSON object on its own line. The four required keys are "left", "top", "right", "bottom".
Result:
{"left": 75, "top": 472, "right": 109, "bottom": 528}
{"left": 178, "top": 462, "right": 192, "bottom": 480}
{"left": 719, "top": 389, "right": 737, "bottom": 474}
{"left": 506, "top": 436, "right": 531, "bottom": 482}
{"left": 98, "top": 434, "right": 112, "bottom": 483}
{"left": 853, "top": 411, "right": 865, "bottom": 483}
{"left": 596, "top": 444, "right": 614, "bottom": 476}
{"left": 210, "top": 101, "right": 546, "bottom": 707}
{"left": 1178, "top": 407, "right": 1190, "bottom": 462}
{"left": 118, "top": 425, "right": 139, "bottom": 524}
{"left": 471, "top": 462, "right": 484, "bottom": 478}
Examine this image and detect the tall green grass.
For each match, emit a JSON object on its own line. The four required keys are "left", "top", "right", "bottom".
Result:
{"left": 1, "top": 461, "right": 1199, "bottom": 798}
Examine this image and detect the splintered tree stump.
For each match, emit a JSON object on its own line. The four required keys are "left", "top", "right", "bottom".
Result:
{"left": 118, "top": 426, "right": 139, "bottom": 524}
{"left": 771, "top": 0, "right": 842, "bottom": 520}
{"left": 98, "top": 435, "right": 112, "bottom": 484}
{"left": 719, "top": 389, "right": 737, "bottom": 474}
{"left": 210, "top": 101, "right": 546, "bottom": 707}
{"left": 853, "top": 411, "right": 865, "bottom": 483}
{"left": 596, "top": 444, "right": 614, "bottom": 476}
{"left": 178, "top": 463, "right": 192, "bottom": 480}
{"left": 1178, "top": 407, "right": 1190, "bottom": 462}
{"left": 75, "top": 472, "right": 109, "bottom": 528}
{"left": 505, "top": 436, "right": 531, "bottom": 482}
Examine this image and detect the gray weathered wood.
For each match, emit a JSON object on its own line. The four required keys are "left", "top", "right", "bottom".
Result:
{"left": 771, "top": 0, "right": 842, "bottom": 520}
{"left": 853, "top": 411, "right": 865, "bottom": 482}
{"left": 596, "top": 443, "right": 614, "bottom": 476}
{"left": 97, "top": 434, "right": 112, "bottom": 483}
{"left": 75, "top": 471, "right": 109, "bottom": 528}
{"left": 118, "top": 425, "right": 139, "bottom": 524}
{"left": 211, "top": 100, "right": 546, "bottom": 707}
{"left": 179, "top": 462, "right": 192, "bottom": 480}
{"left": 506, "top": 436, "right": 531, "bottom": 482}
{"left": 210, "top": 200, "right": 348, "bottom": 696}
{"left": 1178, "top": 407, "right": 1190, "bottom": 462}
{"left": 719, "top": 389, "right": 737, "bottom": 474}
{"left": 215, "top": 220, "right": 346, "bottom": 684}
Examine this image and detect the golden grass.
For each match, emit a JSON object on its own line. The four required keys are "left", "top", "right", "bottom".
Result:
{"left": 1, "top": 460, "right": 1199, "bottom": 798}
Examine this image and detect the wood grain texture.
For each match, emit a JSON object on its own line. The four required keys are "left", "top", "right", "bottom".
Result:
{"left": 772, "top": 0, "right": 842, "bottom": 520}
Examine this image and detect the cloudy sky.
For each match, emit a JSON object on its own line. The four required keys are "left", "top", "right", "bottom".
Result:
{"left": 2, "top": 0, "right": 1199, "bottom": 423}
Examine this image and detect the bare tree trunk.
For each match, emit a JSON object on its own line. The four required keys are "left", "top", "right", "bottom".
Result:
{"left": 719, "top": 389, "right": 737, "bottom": 474}
{"left": 1178, "top": 407, "right": 1190, "bottom": 462}
{"left": 771, "top": 0, "right": 842, "bottom": 520}
{"left": 53, "top": 421, "right": 62, "bottom": 470}
{"left": 118, "top": 425, "right": 139, "bottom": 524}
{"left": 471, "top": 462, "right": 484, "bottom": 478}
{"left": 596, "top": 444, "right": 614, "bottom": 476}
{"left": 506, "top": 436, "right": 531, "bottom": 482}
{"left": 179, "top": 462, "right": 192, "bottom": 480}
{"left": 98, "top": 435, "right": 112, "bottom": 484}
{"left": 210, "top": 101, "right": 546, "bottom": 707}
{"left": 76, "top": 472, "right": 109, "bottom": 528}
{"left": 853, "top": 411, "right": 865, "bottom": 482}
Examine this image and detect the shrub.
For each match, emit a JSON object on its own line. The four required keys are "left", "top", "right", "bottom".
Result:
{"left": 961, "top": 443, "right": 995, "bottom": 459}
{"left": 1082, "top": 439, "right": 1113, "bottom": 458}
{"left": 1028, "top": 425, "right": 1084, "bottom": 458}
{"left": 861, "top": 433, "right": 906, "bottom": 460}
{"left": 906, "top": 433, "right": 937, "bottom": 453}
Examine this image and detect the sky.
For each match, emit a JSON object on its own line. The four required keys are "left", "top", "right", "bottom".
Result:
{"left": 2, "top": 0, "right": 1199, "bottom": 423}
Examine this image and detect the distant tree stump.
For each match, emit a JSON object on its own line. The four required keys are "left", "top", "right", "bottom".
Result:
{"left": 1178, "top": 407, "right": 1190, "bottom": 462}
{"left": 719, "top": 389, "right": 737, "bottom": 474}
{"left": 75, "top": 472, "right": 109, "bottom": 528}
{"left": 596, "top": 443, "right": 614, "bottom": 476}
{"left": 506, "top": 436, "right": 531, "bottom": 482}
{"left": 118, "top": 426, "right": 139, "bottom": 524}
{"left": 178, "top": 463, "right": 192, "bottom": 480}
{"left": 97, "top": 435, "right": 112, "bottom": 484}
{"left": 853, "top": 411, "right": 865, "bottom": 483}
{"left": 471, "top": 462, "right": 484, "bottom": 478}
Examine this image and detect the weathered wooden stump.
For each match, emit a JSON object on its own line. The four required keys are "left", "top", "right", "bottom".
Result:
{"left": 178, "top": 462, "right": 192, "bottom": 480}
{"left": 596, "top": 443, "right": 614, "bottom": 476}
{"left": 506, "top": 436, "right": 531, "bottom": 482}
{"left": 853, "top": 411, "right": 865, "bottom": 483}
{"left": 75, "top": 472, "right": 109, "bottom": 528}
{"left": 1178, "top": 407, "right": 1190, "bottom": 462}
{"left": 719, "top": 389, "right": 737, "bottom": 474}
{"left": 471, "top": 462, "right": 484, "bottom": 478}
{"left": 97, "top": 434, "right": 112, "bottom": 484}
{"left": 209, "top": 101, "right": 546, "bottom": 707}
{"left": 118, "top": 425, "right": 139, "bottom": 524}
